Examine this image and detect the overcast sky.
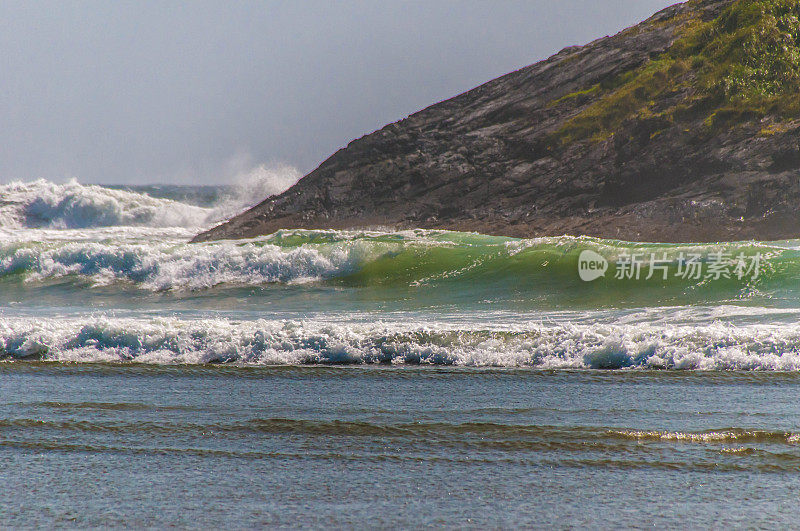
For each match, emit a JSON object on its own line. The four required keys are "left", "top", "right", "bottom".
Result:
{"left": 0, "top": 0, "right": 677, "bottom": 185}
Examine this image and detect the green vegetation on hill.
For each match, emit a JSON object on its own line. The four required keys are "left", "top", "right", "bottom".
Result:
{"left": 549, "top": 0, "right": 800, "bottom": 147}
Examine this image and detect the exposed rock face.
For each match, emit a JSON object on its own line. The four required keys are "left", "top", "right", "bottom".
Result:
{"left": 195, "top": 0, "right": 800, "bottom": 243}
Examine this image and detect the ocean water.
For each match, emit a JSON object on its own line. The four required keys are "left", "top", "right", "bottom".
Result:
{"left": 2, "top": 179, "right": 800, "bottom": 526}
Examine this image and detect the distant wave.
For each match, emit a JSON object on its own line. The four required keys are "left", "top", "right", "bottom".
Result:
{"left": 3, "top": 315, "right": 800, "bottom": 370}
{"left": 0, "top": 170, "right": 299, "bottom": 229}
{"left": 0, "top": 179, "right": 211, "bottom": 229}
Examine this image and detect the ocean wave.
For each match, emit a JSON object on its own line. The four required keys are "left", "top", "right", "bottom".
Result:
{"left": 611, "top": 428, "right": 800, "bottom": 444}
{"left": 0, "top": 228, "right": 792, "bottom": 293}
{"left": 0, "top": 179, "right": 213, "bottom": 229}
{"left": 0, "top": 236, "right": 369, "bottom": 290}
{"left": 0, "top": 173, "right": 299, "bottom": 229}
{"left": 3, "top": 315, "right": 800, "bottom": 370}
{"left": 0, "top": 227, "right": 789, "bottom": 296}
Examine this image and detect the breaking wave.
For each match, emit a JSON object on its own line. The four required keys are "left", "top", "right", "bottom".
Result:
{"left": 0, "top": 172, "right": 299, "bottom": 229}
{"left": 0, "top": 227, "right": 794, "bottom": 296}
{"left": 0, "top": 179, "right": 211, "bottom": 229}
{"left": 3, "top": 315, "right": 800, "bottom": 370}
{"left": 0, "top": 235, "right": 365, "bottom": 290}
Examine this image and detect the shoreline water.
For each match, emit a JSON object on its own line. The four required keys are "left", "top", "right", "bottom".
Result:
{"left": 2, "top": 363, "right": 799, "bottom": 527}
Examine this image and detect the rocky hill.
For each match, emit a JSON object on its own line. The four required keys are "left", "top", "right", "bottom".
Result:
{"left": 195, "top": 0, "right": 800, "bottom": 243}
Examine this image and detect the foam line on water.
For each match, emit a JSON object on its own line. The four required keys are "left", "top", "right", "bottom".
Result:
{"left": 3, "top": 315, "right": 800, "bottom": 370}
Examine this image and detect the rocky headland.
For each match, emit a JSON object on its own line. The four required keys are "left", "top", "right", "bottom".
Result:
{"left": 195, "top": 0, "right": 800, "bottom": 243}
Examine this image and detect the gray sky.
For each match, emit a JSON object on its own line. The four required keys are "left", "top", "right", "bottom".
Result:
{"left": 0, "top": 0, "right": 677, "bottom": 185}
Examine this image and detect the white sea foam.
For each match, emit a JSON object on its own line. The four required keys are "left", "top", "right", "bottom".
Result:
{"left": 2, "top": 315, "right": 800, "bottom": 370}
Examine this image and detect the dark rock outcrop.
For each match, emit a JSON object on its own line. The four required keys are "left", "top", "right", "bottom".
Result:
{"left": 195, "top": 0, "right": 800, "bottom": 243}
